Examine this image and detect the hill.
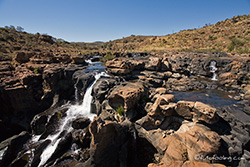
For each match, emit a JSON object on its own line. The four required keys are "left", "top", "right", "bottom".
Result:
{"left": 0, "top": 26, "right": 101, "bottom": 62}
{"left": 101, "top": 14, "right": 250, "bottom": 54}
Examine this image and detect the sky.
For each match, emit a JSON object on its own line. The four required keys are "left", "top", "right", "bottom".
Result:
{"left": 0, "top": 0, "right": 250, "bottom": 42}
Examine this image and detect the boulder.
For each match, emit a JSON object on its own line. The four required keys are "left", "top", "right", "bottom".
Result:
{"left": 71, "top": 55, "right": 85, "bottom": 64}
{"left": 136, "top": 115, "right": 184, "bottom": 153}
{"left": 92, "top": 78, "right": 118, "bottom": 115}
{"left": 72, "top": 117, "right": 90, "bottom": 129}
{"left": 219, "top": 72, "right": 238, "bottom": 86}
{"left": 161, "top": 59, "right": 171, "bottom": 71}
{"left": 39, "top": 34, "right": 55, "bottom": 44}
{"left": 73, "top": 71, "right": 95, "bottom": 101}
{"left": 145, "top": 57, "right": 162, "bottom": 71}
{"left": 130, "top": 59, "right": 145, "bottom": 70}
{"left": 108, "top": 82, "right": 146, "bottom": 119}
{"left": 72, "top": 128, "right": 91, "bottom": 148}
{"left": 193, "top": 102, "right": 219, "bottom": 124}
{"left": 148, "top": 94, "right": 175, "bottom": 116}
{"left": 39, "top": 107, "right": 68, "bottom": 139}
{"left": 31, "top": 114, "right": 48, "bottom": 135}
{"left": 175, "top": 101, "right": 195, "bottom": 120}
{"left": 42, "top": 65, "right": 64, "bottom": 91}
{"left": 0, "top": 131, "right": 30, "bottom": 167}
{"left": 15, "top": 51, "right": 33, "bottom": 63}
{"left": 106, "top": 58, "right": 134, "bottom": 75}
{"left": 46, "top": 132, "right": 72, "bottom": 164}
{"left": 88, "top": 117, "right": 129, "bottom": 167}
{"left": 162, "top": 123, "right": 221, "bottom": 164}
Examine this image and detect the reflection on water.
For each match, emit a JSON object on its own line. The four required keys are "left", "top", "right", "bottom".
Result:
{"left": 85, "top": 62, "right": 105, "bottom": 73}
{"left": 172, "top": 89, "right": 239, "bottom": 107}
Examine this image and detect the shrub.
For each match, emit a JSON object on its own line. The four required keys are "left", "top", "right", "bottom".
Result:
{"left": 101, "top": 53, "right": 115, "bottom": 62}
{"left": 208, "top": 36, "right": 217, "bottom": 41}
{"left": 116, "top": 106, "right": 124, "bottom": 116}
{"left": 227, "top": 36, "right": 245, "bottom": 52}
{"left": 33, "top": 67, "right": 39, "bottom": 74}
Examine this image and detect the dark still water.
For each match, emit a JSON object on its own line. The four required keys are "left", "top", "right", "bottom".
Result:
{"left": 172, "top": 89, "right": 239, "bottom": 108}
{"left": 85, "top": 61, "right": 105, "bottom": 73}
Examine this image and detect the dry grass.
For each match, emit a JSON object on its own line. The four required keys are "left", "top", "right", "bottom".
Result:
{"left": 100, "top": 14, "right": 250, "bottom": 54}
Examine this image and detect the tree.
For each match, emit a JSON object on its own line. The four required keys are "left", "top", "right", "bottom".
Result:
{"left": 16, "top": 26, "right": 24, "bottom": 32}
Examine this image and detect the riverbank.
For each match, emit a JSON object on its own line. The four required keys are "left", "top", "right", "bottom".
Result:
{"left": 0, "top": 51, "right": 249, "bottom": 166}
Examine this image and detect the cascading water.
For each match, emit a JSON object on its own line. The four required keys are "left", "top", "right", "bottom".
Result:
{"left": 37, "top": 72, "right": 106, "bottom": 167}
{"left": 38, "top": 72, "right": 104, "bottom": 166}
{"left": 209, "top": 61, "right": 218, "bottom": 81}
{"left": 74, "top": 77, "right": 79, "bottom": 102}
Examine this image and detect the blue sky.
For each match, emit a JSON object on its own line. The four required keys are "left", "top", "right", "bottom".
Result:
{"left": 0, "top": 0, "right": 249, "bottom": 42}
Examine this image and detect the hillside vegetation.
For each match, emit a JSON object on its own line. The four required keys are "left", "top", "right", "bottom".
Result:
{"left": 0, "top": 14, "right": 250, "bottom": 61}
{"left": 0, "top": 26, "right": 101, "bottom": 62}
{"left": 101, "top": 14, "right": 250, "bottom": 54}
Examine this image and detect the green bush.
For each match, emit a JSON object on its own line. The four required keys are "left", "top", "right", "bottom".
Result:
{"left": 101, "top": 53, "right": 115, "bottom": 62}
{"left": 33, "top": 67, "right": 39, "bottom": 74}
{"left": 227, "top": 36, "right": 245, "bottom": 52}
{"left": 116, "top": 106, "right": 124, "bottom": 116}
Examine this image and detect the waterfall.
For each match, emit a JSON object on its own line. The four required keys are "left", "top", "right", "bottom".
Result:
{"left": 38, "top": 72, "right": 106, "bottom": 167}
{"left": 209, "top": 61, "right": 218, "bottom": 81}
{"left": 74, "top": 77, "right": 79, "bottom": 102}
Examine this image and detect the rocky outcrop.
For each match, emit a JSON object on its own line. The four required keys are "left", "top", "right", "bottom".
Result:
{"left": 88, "top": 117, "right": 130, "bottom": 167}
{"left": 15, "top": 51, "right": 33, "bottom": 63}
{"left": 72, "top": 117, "right": 91, "bottom": 129}
{"left": 106, "top": 58, "right": 134, "bottom": 75}
{"left": 105, "top": 52, "right": 250, "bottom": 92}
{"left": 108, "top": 82, "right": 147, "bottom": 120}
{"left": 145, "top": 57, "right": 162, "bottom": 71}
{"left": 162, "top": 123, "right": 221, "bottom": 163}
{"left": 136, "top": 116, "right": 221, "bottom": 165}
{"left": 148, "top": 94, "right": 175, "bottom": 116}
{"left": 0, "top": 131, "right": 30, "bottom": 167}
{"left": 73, "top": 71, "right": 95, "bottom": 101}
{"left": 147, "top": 94, "right": 219, "bottom": 124}
{"left": 92, "top": 78, "right": 119, "bottom": 115}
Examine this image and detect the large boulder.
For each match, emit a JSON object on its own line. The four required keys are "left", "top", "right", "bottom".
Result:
{"left": 71, "top": 55, "right": 85, "bottom": 64}
{"left": 193, "top": 102, "right": 219, "bottom": 124}
{"left": 136, "top": 119, "right": 221, "bottom": 165}
{"left": 106, "top": 58, "right": 134, "bottom": 75}
{"left": 0, "top": 131, "right": 30, "bottom": 167}
{"left": 15, "top": 51, "right": 33, "bottom": 63}
{"left": 155, "top": 100, "right": 219, "bottom": 124}
{"left": 175, "top": 101, "right": 195, "bottom": 120}
{"left": 108, "top": 82, "right": 146, "bottom": 119}
{"left": 145, "top": 57, "right": 162, "bottom": 71}
{"left": 162, "top": 123, "right": 221, "bottom": 164}
{"left": 92, "top": 78, "right": 118, "bottom": 115}
{"left": 73, "top": 71, "right": 95, "bottom": 101}
{"left": 219, "top": 72, "right": 238, "bottom": 86}
{"left": 148, "top": 94, "right": 176, "bottom": 116}
{"left": 72, "top": 117, "right": 90, "bottom": 129}
{"left": 136, "top": 115, "right": 184, "bottom": 153}
{"left": 88, "top": 117, "right": 130, "bottom": 167}
{"left": 42, "top": 65, "right": 64, "bottom": 91}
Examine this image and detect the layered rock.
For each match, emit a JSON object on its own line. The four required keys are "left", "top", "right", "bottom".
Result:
{"left": 108, "top": 82, "right": 147, "bottom": 119}
{"left": 88, "top": 117, "right": 130, "bottom": 167}
{"left": 106, "top": 58, "right": 134, "bottom": 75}
{"left": 147, "top": 94, "right": 219, "bottom": 124}
{"left": 0, "top": 131, "right": 30, "bottom": 167}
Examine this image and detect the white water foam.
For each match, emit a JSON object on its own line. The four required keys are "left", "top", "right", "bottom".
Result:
{"left": 38, "top": 72, "right": 106, "bottom": 167}
{"left": 209, "top": 61, "right": 218, "bottom": 81}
